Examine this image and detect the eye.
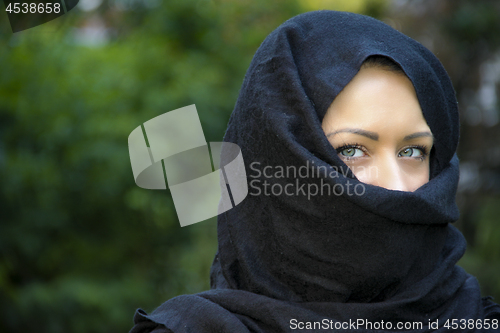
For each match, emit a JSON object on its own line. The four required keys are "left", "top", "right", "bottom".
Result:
{"left": 398, "top": 147, "right": 424, "bottom": 158}
{"left": 338, "top": 147, "right": 365, "bottom": 158}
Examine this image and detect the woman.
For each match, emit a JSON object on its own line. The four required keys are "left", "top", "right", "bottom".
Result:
{"left": 130, "top": 10, "right": 500, "bottom": 332}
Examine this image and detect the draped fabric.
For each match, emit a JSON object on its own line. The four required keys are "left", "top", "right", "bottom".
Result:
{"left": 130, "top": 10, "right": 500, "bottom": 332}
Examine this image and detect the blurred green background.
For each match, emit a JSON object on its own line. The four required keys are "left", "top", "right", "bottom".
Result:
{"left": 1, "top": 0, "right": 499, "bottom": 332}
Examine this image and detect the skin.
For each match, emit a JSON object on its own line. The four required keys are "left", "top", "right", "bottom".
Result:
{"left": 322, "top": 66, "right": 434, "bottom": 192}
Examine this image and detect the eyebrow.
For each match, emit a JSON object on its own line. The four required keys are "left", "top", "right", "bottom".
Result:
{"left": 326, "top": 129, "right": 434, "bottom": 142}
{"left": 403, "top": 131, "right": 434, "bottom": 141}
{"left": 326, "top": 128, "right": 379, "bottom": 141}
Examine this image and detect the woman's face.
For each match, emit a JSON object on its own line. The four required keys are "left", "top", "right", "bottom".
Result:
{"left": 322, "top": 66, "right": 434, "bottom": 192}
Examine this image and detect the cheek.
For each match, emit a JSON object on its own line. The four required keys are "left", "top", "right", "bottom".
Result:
{"left": 402, "top": 163, "right": 430, "bottom": 191}
{"left": 348, "top": 160, "right": 430, "bottom": 192}
{"left": 348, "top": 163, "right": 378, "bottom": 183}
{"left": 407, "top": 176, "right": 429, "bottom": 191}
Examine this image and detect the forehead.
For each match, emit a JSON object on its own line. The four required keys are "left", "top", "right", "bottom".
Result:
{"left": 323, "top": 67, "right": 431, "bottom": 135}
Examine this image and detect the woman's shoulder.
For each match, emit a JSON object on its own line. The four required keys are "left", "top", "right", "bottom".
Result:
{"left": 483, "top": 296, "right": 500, "bottom": 319}
{"left": 129, "top": 308, "right": 173, "bottom": 333}
{"left": 128, "top": 291, "right": 255, "bottom": 333}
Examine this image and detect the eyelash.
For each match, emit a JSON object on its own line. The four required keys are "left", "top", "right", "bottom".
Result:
{"left": 334, "top": 143, "right": 430, "bottom": 161}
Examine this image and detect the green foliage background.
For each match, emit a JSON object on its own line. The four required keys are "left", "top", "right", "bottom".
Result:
{"left": 0, "top": 0, "right": 499, "bottom": 332}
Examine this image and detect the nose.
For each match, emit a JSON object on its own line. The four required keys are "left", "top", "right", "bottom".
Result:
{"left": 366, "top": 157, "right": 410, "bottom": 191}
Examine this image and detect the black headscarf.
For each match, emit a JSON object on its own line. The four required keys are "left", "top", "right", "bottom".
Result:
{"left": 131, "top": 10, "right": 500, "bottom": 332}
